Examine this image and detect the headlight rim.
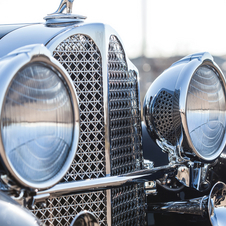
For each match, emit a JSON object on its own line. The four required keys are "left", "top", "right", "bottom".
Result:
{"left": 177, "top": 58, "right": 226, "bottom": 161}
{"left": 0, "top": 45, "right": 80, "bottom": 190}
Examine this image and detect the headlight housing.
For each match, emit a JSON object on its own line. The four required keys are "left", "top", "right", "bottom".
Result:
{"left": 0, "top": 45, "right": 80, "bottom": 190}
{"left": 143, "top": 52, "right": 226, "bottom": 161}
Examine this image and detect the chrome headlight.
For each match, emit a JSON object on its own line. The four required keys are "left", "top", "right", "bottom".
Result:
{"left": 143, "top": 52, "right": 226, "bottom": 161}
{"left": 0, "top": 45, "right": 80, "bottom": 189}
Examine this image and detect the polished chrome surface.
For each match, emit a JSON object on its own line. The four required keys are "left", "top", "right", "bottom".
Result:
{"left": 148, "top": 181, "right": 226, "bottom": 225}
{"left": 187, "top": 65, "right": 225, "bottom": 160}
{"left": 44, "top": 0, "right": 86, "bottom": 25}
{"left": 33, "top": 24, "right": 144, "bottom": 225}
{"left": 2, "top": 63, "right": 74, "bottom": 186}
{"left": 54, "top": 0, "right": 74, "bottom": 14}
{"left": 0, "top": 44, "right": 80, "bottom": 190}
{"left": 208, "top": 182, "right": 226, "bottom": 226}
{"left": 0, "top": 24, "right": 77, "bottom": 59}
{"left": 143, "top": 52, "right": 226, "bottom": 161}
{"left": 34, "top": 173, "right": 145, "bottom": 202}
{"left": 0, "top": 191, "right": 43, "bottom": 226}
{"left": 149, "top": 196, "right": 208, "bottom": 216}
{"left": 0, "top": 200, "right": 43, "bottom": 226}
{"left": 0, "top": 23, "right": 145, "bottom": 225}
{"left": 176, "top": 165, "right": 190, "bottom": 187}
{"left": 44, "top": 14, "right": 86, "bottom": 26}
{"left": 32, "top": 165, "right": 181, "bottom": 205}
{"left": 176, "top": 163, "right": 210, "bottom": 191}
{"left": 70, "top": 211, "right": 99, "bottom": 226}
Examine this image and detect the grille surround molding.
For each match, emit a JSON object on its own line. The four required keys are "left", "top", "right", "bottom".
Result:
{"left": 30, "top": 23, "right": 144, "bottom": 226}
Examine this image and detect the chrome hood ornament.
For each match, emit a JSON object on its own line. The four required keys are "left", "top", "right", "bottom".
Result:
{"left": 55, "top": 0, "right": 74, "bottom": 14}
{"left": 44, "top": 0, "right": 86, "bottom": 26}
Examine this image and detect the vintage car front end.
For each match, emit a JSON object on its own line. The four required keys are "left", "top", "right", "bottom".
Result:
{"left": 0, "top": 1, "right": 226, "bottom": 226}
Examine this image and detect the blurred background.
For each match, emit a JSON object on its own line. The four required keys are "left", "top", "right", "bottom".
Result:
{"left": 1, "top": 0, "right": 226, "bottom": 117}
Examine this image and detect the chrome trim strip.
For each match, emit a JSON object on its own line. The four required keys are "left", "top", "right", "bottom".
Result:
{"left": 102, "top": 26, "right": 111, "bottom": 177}
{"left": 106, "top": 189, "right": 112, "bottom": 226}
{"left": 34, "top": 164, "right": 179, "bottom": 203}
{"left": 35, "top": 174, "right": 143, "bottom": 202}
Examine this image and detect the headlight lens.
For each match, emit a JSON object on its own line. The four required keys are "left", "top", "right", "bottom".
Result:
{"left": 187, "top": 65, "right": 226, "bottom": 159}
{"left": 0, "top": 44, "right": 79, "bottom": 189}
{"left": 1, "top": 62, "right": 74, "bottom": 184}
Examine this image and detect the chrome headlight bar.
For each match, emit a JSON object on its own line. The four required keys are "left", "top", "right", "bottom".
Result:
{"left": 0, "top": 44, "right": 80, "bottom": 190}
{"left": 143, "top": 52, "right": 226, "bottom": 162}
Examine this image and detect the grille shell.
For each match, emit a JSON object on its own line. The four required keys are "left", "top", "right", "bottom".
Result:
{"left": 28, "top": 29, "right": 144, "bottom": 226}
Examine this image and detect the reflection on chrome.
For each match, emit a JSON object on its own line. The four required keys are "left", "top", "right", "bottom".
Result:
{"left": 148, "top": 181, "right": 226, "bottom": 226}
{"left": 143, "top": 52, "right": 226, "bottom": 162}
{"left": 1, "top": 62, "right": 74, "bottom": 188}
{"left": 187, "top": 65, "right": 226, "bottom": 160}
{"left": 209, "top": 182, "right": 226, "bottom": 226}
{"left": 70, "top": 211, "right": 99, "bottom": 226}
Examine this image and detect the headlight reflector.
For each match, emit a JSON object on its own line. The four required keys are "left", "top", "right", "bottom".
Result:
{"left": 0, "top": 45, "right": 80, "bottom": 189}
{"left": 186, "top": 65, "right": 226, "bottom": 159}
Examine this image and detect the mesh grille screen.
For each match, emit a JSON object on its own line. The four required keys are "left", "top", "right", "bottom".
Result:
{"left": 31, "top": 191, "right": 106, "bottom": 226}
{"left": 108, "top": 35, "right": 145, "bottom": 225}
{"left": 111, "top": 184, "right": 146, "bottom": 226}
{"left": 108, "top": 35, "right": 143, "bottom": 176}
{"left": 53, "top": 34, "right": 106, "bottom": 181}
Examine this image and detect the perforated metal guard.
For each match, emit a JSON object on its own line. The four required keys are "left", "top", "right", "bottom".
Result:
{"left": 152, "top": 89, "right": 180, "bottom": 145}
{"left": 53, "top": 34, "right": 105, "bottom": 181}
{"left": 31, "top": 191, "right": 107, "bottom": 226}
{"left": 108, "top": 35, "right": 143, "bottom": 176}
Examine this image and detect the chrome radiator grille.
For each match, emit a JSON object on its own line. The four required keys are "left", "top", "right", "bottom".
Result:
{"left": 29, "top": 33, "right": 144, "bottom": 226}
{"left": 112, "top": 184, "right": 146, "bottom": 226}
{"left": 31, "top": 191, "right": 107, "bottom": 226}
{"left": 108, "top": 35, "right": 145, "bottom": 226}
{"left": 53, "top": 34, "right": 106, "bottom": 181}
{"left": 108, "top": 35, "right": 143, "bottom": 175}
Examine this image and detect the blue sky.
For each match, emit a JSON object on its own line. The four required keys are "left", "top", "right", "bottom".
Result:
{"left": 1, "top": 0, "right": 226, "bottom": 58}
